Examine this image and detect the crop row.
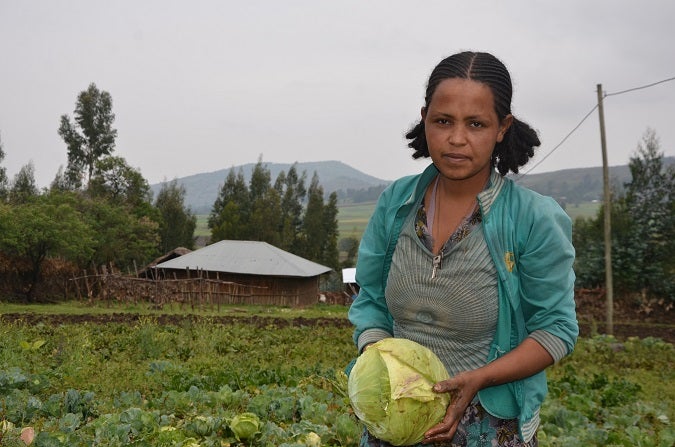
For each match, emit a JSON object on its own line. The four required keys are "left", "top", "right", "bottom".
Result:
{"left": 0, "top": 316, "right": 673, "bottom": 446}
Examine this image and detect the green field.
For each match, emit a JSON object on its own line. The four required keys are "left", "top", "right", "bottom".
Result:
{"left": 195, "top": 201, "right": 599, "bottom": 244}
{"left": 565, "top": 201, "right": 601, "bottom": 221}
{"left": 336, "top": 202, "right": 376, "bottom": 239}
{"left": 193, "top": 201, "right": 376, "bottom": 243}
{"left": 0, "top": 302, "right": 673, "bottom": 446}
{"left": 195, "top": 215, "right": 210, "bottom": 237}
{"left": 337, "top": 200, "right": 601, "bottom": 241}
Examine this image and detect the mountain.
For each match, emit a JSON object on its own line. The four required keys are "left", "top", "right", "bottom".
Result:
{"left": 511, "top": 156, "right": 674, "bottom": 205}
{"left": 151, "top": 157, "right": 674, "bottom": 214}
{"left": 150, "top": 160, "right": 391, "bottom": 214}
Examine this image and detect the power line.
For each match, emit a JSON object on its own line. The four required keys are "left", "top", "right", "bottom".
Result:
{"left": 605, "top": 76, "right": 675, "bottom": 97}
{"left": 514, "top": 75, "right": 675, "bottom": 181}
{"left": 514, "top": 103, "right": 598, "bottom": 180}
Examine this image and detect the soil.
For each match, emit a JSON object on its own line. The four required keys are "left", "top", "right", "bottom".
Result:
{"left": 1, "top": 289, "right": 673, "bottom": 344}
{"left": 572, "top": 288, "right": 675, "bottom": 343}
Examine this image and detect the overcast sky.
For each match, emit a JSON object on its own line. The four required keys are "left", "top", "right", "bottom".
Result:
{"left": 1, "top": 0, "right": 674, "bottom": 188}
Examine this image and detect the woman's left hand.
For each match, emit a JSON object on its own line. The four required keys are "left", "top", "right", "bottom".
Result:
{"left": 422, "top": 370, "right": 483, "bottom": 444}
{"left": 423, "top": 338, "right": 556, "bottom": 443}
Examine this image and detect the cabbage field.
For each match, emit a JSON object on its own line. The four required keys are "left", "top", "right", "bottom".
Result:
{"left": 0, "top": 305, "right": 673, "bottom": 446}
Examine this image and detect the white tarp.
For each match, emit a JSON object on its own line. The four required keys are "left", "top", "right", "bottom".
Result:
{"left": 342, "top": 268, "right": 356, "bottom": 284}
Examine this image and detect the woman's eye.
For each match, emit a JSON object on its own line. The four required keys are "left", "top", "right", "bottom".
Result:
{"left": 436, "top": 118, "right": 450, "bottom": 125}
{"left": 469, "top": 121, "right": 484, "bottom": 128}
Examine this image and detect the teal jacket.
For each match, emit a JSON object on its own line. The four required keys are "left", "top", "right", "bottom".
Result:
{"left": 348, "top": 163, "right": 578, "bottom": 438}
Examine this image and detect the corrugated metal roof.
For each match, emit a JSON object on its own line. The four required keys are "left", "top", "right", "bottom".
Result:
{"left": 155, "top": 240, "right": 332, "bottom": 278}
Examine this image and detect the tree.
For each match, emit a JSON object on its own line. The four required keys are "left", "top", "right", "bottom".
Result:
{"left": 0, "top": 192, "right": 95, "bottom": 301}
{"left": 209, "top": 167, "right": 250, "bottom": 242}
{"left": 618, "top": 129, "right": 674, "bottom": 300}
{"left": 58, "top": 83, "right": 117, "bottom": 188}
{"left": 321, "top": 191, "right": 340, "bottom": 271}
{"left": 276, "top": 163, "right": 307, "bottom": 252}
{"left": 249, "top": 156, "right": 271, "bottom": 205}
{"left": 247, "top": 159, "right": 281, "bottom": 244}
{"left": 297, "top": 172, "right": 339, "bottom": 271}
{"left": 574, "top": 128, "right": 674, "bottom": 302}
{"left": 339, "top": 236, "right": 360, "bottom": 268}
{"left": 210, "top": 201, "right": 244, "bottom": 243}
{"left": 88, "top": 156, "right": 152, "bottom": 208}
{"left": 207, "top": 160, "right": 338, "bottom": 271}
{"left": 298, "top": 173, "right": 325, "bottom": 262}
{"left": 155, "top": 179, "right": 197, "bottom": 252}
{"left": 50, "top": 165, "right": 76, "bottom": 192}
{"left": 9, "top": 161, "right": 39, "bottom": 204}
{"left": 0, "top": 132, "right": 8, "bottom": 200}
{"left": 249, "top": 187, "right": 282, "bottom": 246}
{"left": 81, "top": 198, "right": 159, "bottom": 271}
{"left": 64, "top": 155, "right": 162, "bottom": 271}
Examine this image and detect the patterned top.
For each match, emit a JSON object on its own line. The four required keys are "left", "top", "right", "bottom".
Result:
{"left": 381, "top": 174, "right": 567, "bottom": 441}
{"left": 386, "top": 194, "right": 499, "bottom": 377}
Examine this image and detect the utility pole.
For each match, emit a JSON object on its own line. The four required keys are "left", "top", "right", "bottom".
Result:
{"left": 596, "top": 84, "right": 613, "bottom": 335}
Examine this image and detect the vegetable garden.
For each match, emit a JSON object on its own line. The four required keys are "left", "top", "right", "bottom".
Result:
{"left": 0, "top": 304, "right": 673, "bottom": 446}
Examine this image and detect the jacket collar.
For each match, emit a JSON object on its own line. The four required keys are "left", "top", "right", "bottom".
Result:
{"left": 409, "top": 164, "right": 505, "bottom": 217}
{"left": 478, "top": 171, "right": 506, "bottom": 217}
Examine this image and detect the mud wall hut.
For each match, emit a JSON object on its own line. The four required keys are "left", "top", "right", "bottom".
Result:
{"left": 153, "top": 240, "right": 332, "bottom": 307}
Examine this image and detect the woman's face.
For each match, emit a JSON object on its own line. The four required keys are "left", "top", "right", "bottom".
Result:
{"left": 422, "top": 78, "right": 512, "bottom": 184}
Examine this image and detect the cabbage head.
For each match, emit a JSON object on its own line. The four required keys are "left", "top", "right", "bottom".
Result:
{"left": 229, "top": 412, "right": 260, "bottom": 441}
{"left": 348, "top": 338, "right": 450, "bottom": 446}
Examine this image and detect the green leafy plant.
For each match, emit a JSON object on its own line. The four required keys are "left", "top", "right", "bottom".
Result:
{"left": 348, "top": 338, "right": 450, "bottom": 446}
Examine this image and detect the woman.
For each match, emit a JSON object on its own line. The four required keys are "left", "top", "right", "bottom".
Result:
{"left": 348, "top": 51, "right": 578, "bottom": 446}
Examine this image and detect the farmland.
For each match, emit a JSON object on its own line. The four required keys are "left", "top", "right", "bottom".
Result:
{"left": 192, "top": 200, "right": 600, "bottom": 245}
{"left": 0, "top": 303, "right": 673, "bottom": 446}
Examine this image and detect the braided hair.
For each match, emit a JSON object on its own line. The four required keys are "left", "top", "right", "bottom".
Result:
{"left": 406, "top": 51, "right": 540, "bottom": 175}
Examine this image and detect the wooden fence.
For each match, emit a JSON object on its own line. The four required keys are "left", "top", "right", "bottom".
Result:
{"left": 68, "top": 266, "right": 345, "bottom": 308}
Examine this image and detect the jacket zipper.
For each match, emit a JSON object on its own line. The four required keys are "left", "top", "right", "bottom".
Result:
{"left": 431, "top": 252, "right": 442, "bottom": 279}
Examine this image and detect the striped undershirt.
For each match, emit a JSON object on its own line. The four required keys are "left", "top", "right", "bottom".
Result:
{"left": 386, "top": 206, "right": 498, "bottom": 377}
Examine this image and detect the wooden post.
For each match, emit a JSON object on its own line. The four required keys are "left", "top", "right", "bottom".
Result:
{"left": 73, "top": 274, "right": 81, "bottom": 301}
{"left": 597, "top": 84, "right": 614, "bottom": 335}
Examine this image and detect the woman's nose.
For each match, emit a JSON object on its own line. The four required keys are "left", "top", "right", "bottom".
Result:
{"left": 447, "top": 126, "right": 467, "bottom": 145}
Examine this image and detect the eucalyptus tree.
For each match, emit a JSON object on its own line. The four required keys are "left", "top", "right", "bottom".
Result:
{"left": 8, "top": 161, "right": 39, "bottom": 204}
{"left": 58, "top": 83, "right": 117, "bottom": 188}
{"left": 0, "top": 132, "right": 8, "bottom": 199}
{"left": 247, "top": 159, "right": 282, "bottom": 244}
{"left": 88, "top": 156, "right": 153, "bottom": 208}
{"left": 209, "top": 167, "right": 250, "bottom": 242}
{"left": 298, "top": 172, "right": 339, "bottom": 270}
{"left": 276, "top": 163, "right": 307, "bottom": 252}
{"left": 321, "top": 191, "right": 340, "bottom": 271}
{"left": 155, "top": 179, "right": 197, "bottom": 252}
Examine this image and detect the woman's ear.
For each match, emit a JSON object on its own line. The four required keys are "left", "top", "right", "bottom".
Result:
{"left": 421, "top": 106, "right": 427, "bottom": 121}
{"left": 497, "top": 114, "right": 513, "bottom": 142}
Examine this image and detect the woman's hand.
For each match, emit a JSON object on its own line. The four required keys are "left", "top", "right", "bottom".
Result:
{"left": 422, "top": 338, "right": 555, "bottom": 443}
{"left": 422, "top": 370, "right": 484, "bottom": 443}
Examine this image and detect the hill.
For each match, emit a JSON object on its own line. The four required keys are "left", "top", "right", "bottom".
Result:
{"left": 150, "top": 160, "right": 390, "bottom": 214}
{"left": 151, "top": 157, "right": 674, "bottom": 214}
{"left": 511, "top": 156, "right": 674, "bottom": 206}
